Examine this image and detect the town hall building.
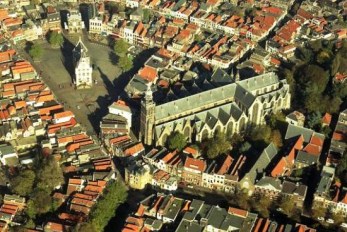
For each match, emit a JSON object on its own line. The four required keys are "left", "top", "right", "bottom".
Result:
{"left": 72, "top": 38, "right": 93, "bottom": 89}
{"left": 140, "top": 72, "right": 291, "bottom": 146}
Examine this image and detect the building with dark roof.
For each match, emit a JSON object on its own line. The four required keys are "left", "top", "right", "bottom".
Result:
{"left": 140, "top": 72, "right": 291, "bottom": 146}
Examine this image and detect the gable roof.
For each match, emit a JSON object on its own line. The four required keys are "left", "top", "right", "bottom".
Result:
{"left": 184, "top": 157, "right": 206, "bottom": 172}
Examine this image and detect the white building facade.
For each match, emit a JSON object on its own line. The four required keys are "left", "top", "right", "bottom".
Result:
{"left": 73, "top": 39, "right": 93, "bottom": 89}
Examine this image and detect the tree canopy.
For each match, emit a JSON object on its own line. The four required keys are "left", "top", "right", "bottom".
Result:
{"left": 90, "top": 181, "right": 128, "bottom": 231}
{"left": 11, "top": 170, "right": 35, "bottom": 197}
{"left": 74, "top": 223, "right": 97, "bottom": 232}
{"left": 205, "top": 132, "right": 231, "bottom": 159}
{"left": 48, "top": 31, "right": 64, "bottom": 48}
{"left": 29, "top": 43, "right": 43, "bottom": 60}
{"left": 289, "top": 39, "right": 347, "bottom": 114}
{"left": 36, "top": 156, "right": 64, "bottom": 192}
{"left": 113, "top": 39, "right": 129, "bottom": 56}
{"left": 167, "top": 132, "right": 187, "bottom": 151}
{"left": 26, "top": 189, "right": 53, "bottom": 218}
{"left": 117, "top": 56, "right": 133, "bottom": 73}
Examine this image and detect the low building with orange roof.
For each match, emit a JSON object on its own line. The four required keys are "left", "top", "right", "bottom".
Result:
{"left": 123, "top": 142, "right": 145, "bottom": 157}
{"left": 182, "top": 157, "right": 206, "bottom": 186}
{"left": 53, "top": 110, "right": 75, "bottom": 124}
{"left": 0, "top": 9, "right": 8, "bottom": 21}
{"left": 14, "top": 100, "right": 26, "bottom": 110}
{"left": 0, "top": 49, "right": 15, "bottom": 64}
{"left": 183, "top": 146, "right": 199, "bottom": 158}
{"left": 11, "top": 61, "right": 36, "bottom": 80}
{"left": 321, "top": 113, "right": 332, "bottom": 127}
{"left": 138, "top": 66, "right": 157, "bottom": 82}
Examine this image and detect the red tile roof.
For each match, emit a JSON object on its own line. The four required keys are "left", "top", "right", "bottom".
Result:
{"left": 184, "top": 157, "right": 206, "bottom": 172}
{"left": 321, "top": 113, "right": 332, "bottom": 125}
{"left": 138, "top": 66, "right": 157, "bottom": 82}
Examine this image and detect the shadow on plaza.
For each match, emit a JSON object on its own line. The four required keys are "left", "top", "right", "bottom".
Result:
{"left": 60, "top": 36, "right": 76, "bottom": 83}
{"left": 86, "top": 48, "right": 157, "bottom": 134}
{"left": 86, "top": 67, "right": 116, "bottom": 134}
{"left": 113, "top": 48, "right": 158, "bottom": 99}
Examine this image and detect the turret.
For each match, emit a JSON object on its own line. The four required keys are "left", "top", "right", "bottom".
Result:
{"left": 140, "top": 83, "right": 155, "bottom": 145}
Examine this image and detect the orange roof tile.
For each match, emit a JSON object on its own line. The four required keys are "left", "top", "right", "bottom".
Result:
{"left": 184, "top": 157, "right": 206, "bottom": 172}
{"left": 54, "top": 110, "right": 75, "bottom": 119}
{"left": 14, "top": 101, "right": 26, "bottom": 109}
{"left": 303, "top": 144, "right": 321, "bottom": 155}
{"left": 124, "top": 143, "right": 144, "bottom": 156}
{"left": 228, "top": 207, "right": 248, "bottom": 217}
{"left": 332, "top": 132, "right": 345, "bottom": 141}
{"left": 36, "top": 94, "right": 54, "bottom": 103}
{"left": 310, "top": 135, "right": 323, "bottom": 147}
{"left": 271, "top": 158, "right": 287, "bottom": 177}
{"left": 321, "top": 113, "right": 332, "bottom": 125}
{"left": 0, "top": 9, "right": 9, "bottom": 21}
{"left": 138, "top": 66, "right": 157, "bottom": 82}
{"left": 183, "top": 147, "right": 198, "bottom": 156}
{"left": 217, "top": 155, "right": 233, "bottom": 175}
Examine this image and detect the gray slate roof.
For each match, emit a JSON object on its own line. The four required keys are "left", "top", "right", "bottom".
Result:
{"left": 155, "top": 72, "right": 280, "bottom": 121}
{"left": 295, "top": 150, "right": 319, "bottom": 166}
{"left": 285, "top": 124, "right": 325, "bottom": 143}
{"left": 255, "top": 176, "right": 282, "bottom": 191}
{"left": 243, "top": 143, "right": 278, "bottom": 184}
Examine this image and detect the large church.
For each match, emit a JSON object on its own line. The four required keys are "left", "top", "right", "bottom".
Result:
{"left": 72, "top": 38, "right": 93, "bottom": 89}
{"left": 140, "top": 72, "right": 291, "bottom": 146}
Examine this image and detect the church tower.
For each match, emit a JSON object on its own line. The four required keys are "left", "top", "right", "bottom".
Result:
{"left": 140, "top": 83, "right": 155, "bottom": 145}
{"left": 73, "top": 38, "right": 93, "bottom": 89}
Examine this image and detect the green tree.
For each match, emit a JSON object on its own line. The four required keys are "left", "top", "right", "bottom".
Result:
{"left": 167, "top": 132, "right": 187, "bottom": 151}
{"left": 271, "top": 130, "right": 283, "bottom": 148}
{"left": 90, "top": 181, "right": 128, "bottom": 231}
{"left": 336, "top": 149, "right": 347, "bottom": 184}
{"left": 113, "top": 39, "right": 129, "bottom": 56}
{"left": 29, "top": 43, "right": 43, "bottom": 61}
{"left": 27, "top": 189, "right": 52, "bottom": 217}
{"left": 11, "top": 170, "right": 35, "bottom": 197}
{"left": 9, "top": 225, "right": 27, "bottom": 232}
{"left": 239, "top": 142, "right": 251, "bottom": 153}
{"left": 74, "top": 223, "right": 97, "bottom": 232}
{"left": 48, "top": 31, "right": 64, "bottom": 48}
{"left": 143, "top": 9, "right": 152, "bottom": 23}
{"left": 232, "top": 188, "right": 251, "bottom": 210}
{"left": 278, "top": 196, "right": 295, "bottom": 217}
{"left": 230, "top": 133, "right": 244, "bottom": 146}
{"left": 267, "top": 111, "right": 286, "bottom": 130}
{"left": 254, "top": 195, "right": 272, "bottom": 218}
{"left": 331, "top": 53, "right": 341, "bottom": 76}
{"left": 306, "top": 112, "right": 322, "bottom": 130}
{"left": 36, "top": 156, "right": 63, "bottom": 192}
{"left": 206, "top": 132, "right": 230, "bottom": 159}
{"left": 311, "top": 206, "right": 327, "bottom": 220}
{"left": 117, "top": 56, "right": 133, "bottom": 73}
{"left": 296, "top": 47, "right": 313, "bottom": 62}
{"left": 249, "top": 125, "right": 272, "bottom": 148}
{"left": 331, "top": 213, "right": 345, "bottom": 225}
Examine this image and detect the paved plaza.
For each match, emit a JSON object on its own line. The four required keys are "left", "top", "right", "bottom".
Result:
{"left": 30, "top": 35, "right": 122, "bottom": 135}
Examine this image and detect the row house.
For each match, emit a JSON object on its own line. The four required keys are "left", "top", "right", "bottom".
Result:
{"left": 181, "top": 156, "right": 206, "bottom": 186}
{"left": 254, "top": 177, "right": 308, "bottom": 208}
{"left": 151, "top": 169, "right": 178, "bottom": 191}
{"left": 327, "top": 109, "right": 347, "bottom": 166}
{"left": 89, "top": 17, "right": 104, "bottom": 34}
{"left": 201, "top": 155, "right": 240, "bottom": 192}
